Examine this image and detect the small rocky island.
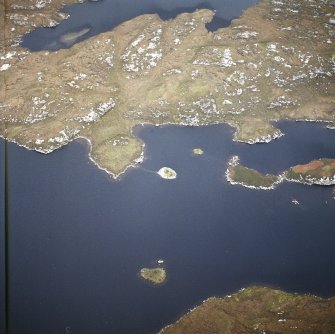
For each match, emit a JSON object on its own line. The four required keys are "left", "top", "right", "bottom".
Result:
{"left": 226, "top": 157, "right": 335, "bottom": 189}
{"left": 158, "top": 167, "right": 177, "bottom": 180}
{"left": 192, "top": 148, "right": 204, "bottom": 155}
{"left": 159, "top": 286, "right": 335, "bottom": 333}
{"left": 139, "top": 267, "right": 166, "bottom": 285}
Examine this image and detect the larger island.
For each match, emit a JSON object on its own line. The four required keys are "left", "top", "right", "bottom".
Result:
{"left": 1, "top": 0, "right": 334, "bottom": 178}
{"left": 226, "top": 157, "right": 335, "bottom": 189}
{"left": 159, "top": 286, "right": 335, "bottom": 334}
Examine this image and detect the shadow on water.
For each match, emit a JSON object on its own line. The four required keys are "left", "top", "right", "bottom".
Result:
{"left": 21, "top": 0, "right": 256, "bottom": 51}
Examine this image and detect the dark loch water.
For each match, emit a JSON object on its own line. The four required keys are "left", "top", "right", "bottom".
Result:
{"left": 1, "top": 0, "right": 334, "bottom": 333}
{"left": 1, "top": 121, "right": 335, "bottom": 334}
{"left": 21, "top": 0, "right": 258, "bottom": 51}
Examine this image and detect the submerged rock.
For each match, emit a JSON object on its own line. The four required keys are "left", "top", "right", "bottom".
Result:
{"left": 60, "top": 26, "right": 91, "bottom": 46}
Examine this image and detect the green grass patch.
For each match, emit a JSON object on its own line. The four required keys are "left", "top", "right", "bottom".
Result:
{"left": 230, "top": 165, "right": 278, "bottom": 188}
{"left": 140, "top": 268, "right": 166, "bottom": 284}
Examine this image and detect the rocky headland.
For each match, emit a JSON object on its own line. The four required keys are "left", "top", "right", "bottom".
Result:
{"left": 159, "top": 286, "right": 335, "bottom": 334}
{"left": 226, "top": 157, "right": 335, "bottom": 189}
{"left": 1, "top": 0, "right": 334, "bottom": 178}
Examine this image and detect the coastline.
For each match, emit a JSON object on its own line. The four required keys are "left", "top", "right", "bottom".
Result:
{"left": 226, "top": 155, "right": 335, "bottom": 190}
{"left": 2, "top": 0, "right": 335, "bottom": 178}
{"left": 158, "top": 285, "right": 335, "bottom": 334}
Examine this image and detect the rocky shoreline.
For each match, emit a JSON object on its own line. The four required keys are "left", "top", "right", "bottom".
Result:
{"left": 159, "top": 286, "right": 335, "bottom": 334}
{"left": 226, "top": 157, "right": 335, "bottom": 190}
{"left": 1, "top": 0, "right": 334, "bottom": 178}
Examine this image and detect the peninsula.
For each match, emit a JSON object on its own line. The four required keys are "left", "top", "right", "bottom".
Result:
{"left": 1, "top": 0, "right": 334, "bottom": 178}
{"left": 159, "top": 286, "right": 335, "bottom": 334}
